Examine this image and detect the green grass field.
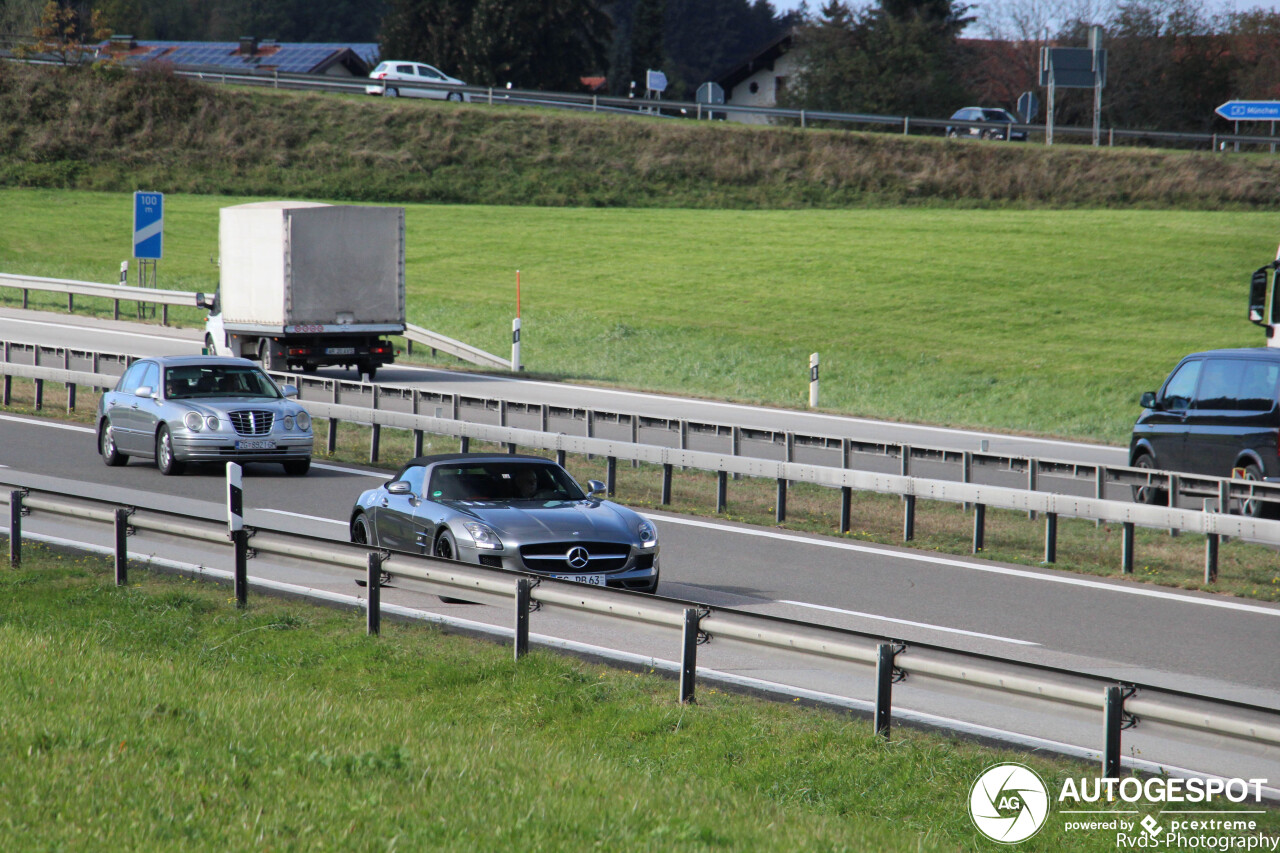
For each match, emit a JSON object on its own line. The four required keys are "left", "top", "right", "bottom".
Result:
{"left": 3, "top": 546, "right": 1274, "bottom": 851}
{"left": 1, "top": 188, "right": 1276, "bottom": 444}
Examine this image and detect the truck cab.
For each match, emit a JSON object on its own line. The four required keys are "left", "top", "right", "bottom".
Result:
{"left": 1248, "top": 247, "right": 1280, "bottom": 346}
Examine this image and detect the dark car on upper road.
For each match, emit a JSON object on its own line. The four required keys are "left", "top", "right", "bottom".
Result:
{"left": 945, "top": 107, "right": 1028, "bottom": 141}
{"left": 96, "top": 355, "right": 313, "bottom": 476}
{"left": 350, "top": 453, "right": 660, "bottom": 592}
{"left": 1130, "top": 347, "right": 1280, "bottom": 515}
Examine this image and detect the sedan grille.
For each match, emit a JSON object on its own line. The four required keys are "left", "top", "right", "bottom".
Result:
{"left": 228, "top": 410, "right": 274, "bottom": 436}
{"left": 519, "top": 541, "right": 630, "bottom": 573}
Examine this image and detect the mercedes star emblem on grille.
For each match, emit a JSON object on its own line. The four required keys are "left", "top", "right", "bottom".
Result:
{"left": 566, "top": 547, "right": 590, "bottom": 569}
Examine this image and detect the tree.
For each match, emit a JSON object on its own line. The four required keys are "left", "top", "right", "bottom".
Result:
{"left": 0, "top": 0, "right": 50, "bottom": 42}
{"left": 16, "top": 1, "right": 110, "bottom": 65}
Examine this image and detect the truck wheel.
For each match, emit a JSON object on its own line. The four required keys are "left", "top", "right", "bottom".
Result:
{"left": 258, "top": 339, "right": 281, "bottom": 371}
{"left": 357, "top": 363, "right": 377, "bottom": 381}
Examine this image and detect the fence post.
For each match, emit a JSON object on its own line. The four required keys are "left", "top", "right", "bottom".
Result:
{"left": 514, "top": 578, "right": 531, "bottom": 660}
{"left": 8, "top": 490, "right": 23, "bottom": 566}
{"left": 366, "top": 552, "right": 382, "bottom": 636}
{"left": 973, "top": 504, "right": 985, "bottom": 553}
{"left": 874, "top": 643, "right": 897, "bottom": 738}
{"left": 680, "top": 608, "right": 700, "bottom": 704}
{"left": 1044, "top": 512, "right": 1057, "bottom": 564}
{"left": 1103, "top": 685, "right": 1123, "bottom": 778}
{"left": 114, "top": 507, "right": 130, "bottom": 586}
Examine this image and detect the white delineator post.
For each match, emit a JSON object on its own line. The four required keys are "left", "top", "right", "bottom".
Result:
{"left": 809, "top": 352, "right": 820, "bottom": 408}
{"left": 512, "top": 269, "right": 522, "bottom": 371}
{"left": 227, "top": 462, "right": 247, "bottom": 608}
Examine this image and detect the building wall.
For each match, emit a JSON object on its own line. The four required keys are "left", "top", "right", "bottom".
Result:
{"left": 725, "top": 52, "right": 802, "bottom": 125}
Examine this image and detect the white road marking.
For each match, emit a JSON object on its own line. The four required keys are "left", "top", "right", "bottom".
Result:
{"left": 777, "top": 599, "right": 1040, "bottom": 646}
{"left": 0, "top": 413, "right": 93, "bottom": 433}
{"left": 256, "top": 508, "right": 347, "bottom": 525}
{"left": 311, "top": 461, "right": 388, "bottom": 477}
{"left": 0, "top": 316, "right": 197, "bottom": 345}
{"left": 650, "top": 513, "right": 1280, "bottom": 618}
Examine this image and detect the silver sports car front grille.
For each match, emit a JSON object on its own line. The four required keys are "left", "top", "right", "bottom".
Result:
{"left": 228, "top": 410, "right": 274, "bottom": 436}
{"left": 519, "top": 542, "right": 630, "bottom": 573}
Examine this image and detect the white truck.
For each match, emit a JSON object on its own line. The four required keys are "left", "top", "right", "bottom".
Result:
{"left": 201, "top": 201, "right": 406, "bottom": 379}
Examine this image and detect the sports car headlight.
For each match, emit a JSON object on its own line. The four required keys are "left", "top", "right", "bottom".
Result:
{"left": 638, "top": 520, "right": 657, "bottom": 547}
{"left": 463, "top": 522, "right": 503, "bottom": 550}
{"left": 283, "top": 415, "right": 295, "bottom": 431}
{"left": 296, "top": 411, "right": 311, "bottom": 431}
{"left": 183, "top": 412, "right": 203, "bottom": 431}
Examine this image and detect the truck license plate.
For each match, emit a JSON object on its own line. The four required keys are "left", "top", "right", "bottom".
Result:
{"left": 552, "top": 574, "right": 605, "bottom": 586}
{"left": 325, "top": 347, "right": 356, "bottom": 355}
{"left": 235, "top": 439, "right": 277, "bottom": 450}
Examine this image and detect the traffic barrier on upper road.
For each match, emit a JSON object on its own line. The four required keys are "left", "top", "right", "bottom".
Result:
{"left": 2, "top": 482, "right": 1278, "bottom": 785}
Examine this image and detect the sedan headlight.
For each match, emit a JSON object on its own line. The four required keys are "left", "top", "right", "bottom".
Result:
{"left": 463, "top": 522, "right": 503, "bottom": 550}
{"left": 296, "top": 411, "right": 311, "bottom": 431}
{"left": 638, "top": 520, "right": 657, "bottom": 548}
{"left": 283, "top": 415, "right": 295, "bottom": 431}
{"left": 205, "top": 415, "right": 219, "bottom": 431}
{"left": 183, "top": 411, "right": 203, "bottom": 431}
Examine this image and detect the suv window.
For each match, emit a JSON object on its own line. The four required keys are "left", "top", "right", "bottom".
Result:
{"left": 395, "top": 64, "right": 413, "bottom": 74}
{"left": 1194, "top": 358, "right": 1245, "bottom": 410}
{"left": 1239, "top": 360, "right": 1280, "bottom": 411}
{"left": 1162, "top": 359, "right": 1201, "bottom": 410}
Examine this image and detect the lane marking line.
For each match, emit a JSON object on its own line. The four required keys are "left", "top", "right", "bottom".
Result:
{"left": 776, "top": 599, "right": 1040, "bottom": 646}
{"left": 650, "top": 514, "right": 1280, "bottom": 618}
{"left": 0, "top": 316, "right": 197, "bottom": 345}
{"left": 0, "top": 413, "right": 93, "bottom": 433}
{"left": 256, "top": 508, "right": 347, "bottom": 525}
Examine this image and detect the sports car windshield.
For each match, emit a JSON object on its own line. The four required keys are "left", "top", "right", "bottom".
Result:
{"left": 427, "top": 462, "right": 585, "bottom": 503}
{"left": 165, "top": 366, "right": 281, "bottom": 400}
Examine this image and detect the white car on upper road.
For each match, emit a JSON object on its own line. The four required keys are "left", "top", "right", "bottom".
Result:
{"left": 365, "top": 61, "right": 470, "bottom": 101}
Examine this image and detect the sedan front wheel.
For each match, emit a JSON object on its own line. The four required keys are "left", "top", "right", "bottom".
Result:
{"left": 156, "top": 425, "right": 184, "bottom": 476}
{"left": 100, "top": 422, "right": 128, "bottom": 467}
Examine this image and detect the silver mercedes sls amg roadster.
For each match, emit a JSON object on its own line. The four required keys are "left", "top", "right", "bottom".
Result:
{"left": 349, "top": 454, "right": 660, "bottom": 593}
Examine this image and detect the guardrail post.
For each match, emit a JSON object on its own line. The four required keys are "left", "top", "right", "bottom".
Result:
{"left": 413, "top": 429, "right": 424, "bottom": 457}
{"left": 326, "top": 418, "right": 337, "bottom": 454}
{"left": 555, "top": 448, "right": 565, "bottom": 467}
{"left": 366, "top": 552, "right": 382, "bottom": 636}
{"left": 22, "top": 288, "right": 28, "bottom": 310}
{"left": 962, "top": 451, "right": 973, "bottom": 511}
{"left": 1218, "top": 479, "right": 1231, "bottom": 524}
{"left": 661, "top": 464, "right": 673, "bottom": 505}
{"left": 113, "top": 299, "right": 120, "bottom": 321}
{"left": 232, "top": 529, "right": 248, "bottom": 609}
{"left": 161, "top": 305, "right": 169, "bottom": 326}
{"left": 2, "top": 375, "right": 10, "bottom": 406}
{"left": 67, "top": 293, "right": 73, "bottom": 313}
{"left": 460, "top": 436, "right": 470, "bottom": 453}
{"left": 775, "top": 478, "right": 787, "bottom": 523}
{"left": 680, "top": 608, "right": 699, "bottom": 704}
{"left": 1027, "top": 458, "right": 1038, "bottom": 520}
{"left": 1096, "top": 465, "right": 1107, "bottom": 527}
{"left": 840, "top": 486, "right": 852, "bottom": 533}
{"left": 33, "top": 378, "right": 43, "bottom": 410}
{"left": 606, "top": 457, "right": 617, "bottom": 496}
{"left": 114, "top": 508, "right": 129, "bottom": 585}
{"left": 9, "top": 490, "right": 23, "bottom": 566}
{"left": 1044, "top": 512, "right": 1057, "bottom": 563}
{"left": 1103, "top": 685, "right": 1123, "bottom": 778}
{"left": 1121, "top": 522, "right": 1134, "bottom": 573}
{"left": 514, "top": 578, "right": 531, "bottom": 660}
{"left": 973, "top": 504, "right": 985, "bottom": 553}
{"left": 900, "top": 444, "right": 910, "bottom": 476}
{"left": 631, "top": 416, "right": 639, "bottom": 468}
{"left": 1168, "top": 475, "right": 1180, "bottom": 537}
{"left": 369, "top": 424, "right": 380, "bottom": 464}
{"left": 903, "top": 494, "right": 915, "bottom": 541}
{"left": 716, "top": 470, "right": 727, "bottom": 513}
{"left": 875, "top": 643, "right": 896, "bottom": 738}
{"left": 1204, "top": 499, "right": 1219, "bottom": 583}
{"left": 66, "top": 382, "right": 75, "bottom": 412}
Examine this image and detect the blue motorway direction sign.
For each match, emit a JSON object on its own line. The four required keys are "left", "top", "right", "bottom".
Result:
{"left": 133, "top": 191, "right": 164, "bottom": 260}
{"left": 1215, "top": 101, "right": 1280, "bottom": 121}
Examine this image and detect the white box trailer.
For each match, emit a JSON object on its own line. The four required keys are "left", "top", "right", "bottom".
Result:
{"left": 203, "top": 201, "right": 406, "bottom": 378}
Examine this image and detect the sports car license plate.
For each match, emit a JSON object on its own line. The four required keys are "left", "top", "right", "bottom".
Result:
{"left": 553, "top": 574, "right": 606, "bottom": 586}
{"left": 325, "top": 347, "right": 356, "bottom": 355}
{"left": 235, "top": 439, "right": 277, "bottom": 450}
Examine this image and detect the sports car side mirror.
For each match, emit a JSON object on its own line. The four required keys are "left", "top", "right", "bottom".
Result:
{"left": 387, "top": 481, "right": 412, "bottom": 495}
{"left": 586, "top": 479, "right": 605, "bottom": 496}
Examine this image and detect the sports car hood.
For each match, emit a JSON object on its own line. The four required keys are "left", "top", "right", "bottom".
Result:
{"left": 452, "top": 499, "right": 641, "bottom": 542}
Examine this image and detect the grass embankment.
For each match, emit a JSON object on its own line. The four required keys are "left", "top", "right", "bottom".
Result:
{"left": 6, "top": 382, "right": 1278, "bottom": 603}
{"left": 3, "top": 62, "right": 1280, "bottom": 210}
{"left": 1, "top": 545, "right": 1274, "bottom": 850}
{"left": 1, "top": 189, "right": 1277, "bottom": 445}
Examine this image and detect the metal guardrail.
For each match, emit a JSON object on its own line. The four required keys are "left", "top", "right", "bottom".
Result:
{"left": 404, "top": 322, "right": 510, "bottom": 370}
{"left": 161, "top": 64, "right": 1280, "bottom": 153}
{"left": 2, "top": 482, "right": 1278, "bottom": 781}
{"left": 4, "top": 351, "right": 1280, "bottom": 583}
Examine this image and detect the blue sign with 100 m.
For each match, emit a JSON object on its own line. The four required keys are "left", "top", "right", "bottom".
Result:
{"left": 133, "top": 191, "right": 164, "bottom": 260}
{"left": 1215, "top": 101, "right": 1280, "bottom": 121}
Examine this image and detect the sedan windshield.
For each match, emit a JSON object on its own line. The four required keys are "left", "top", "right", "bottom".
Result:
{"left": 427, "top": 462, "right": 585, "bottom": 502}
{"left": 165, "top": 365, "right": 281, "bottom": 399}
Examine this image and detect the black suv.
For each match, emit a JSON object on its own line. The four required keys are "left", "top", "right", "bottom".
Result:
{"left": 1130, "top": 348, "right": 1280, "bottom": 515}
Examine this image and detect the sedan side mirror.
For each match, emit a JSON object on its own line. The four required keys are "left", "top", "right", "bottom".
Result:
{"left": 280, "top": 385, "right": 298, "bottom": 398}
{"left": 1140, "top": 391, "right": 1158, "bottom": 409}
{"left": 134, "top": 386, "right": 153, "bottom": 398}
{"left": 586, "top": 479, "right": 605, "bottom": 496}
{"left": 387, "top": 480, "right": 412, "bottom": 495}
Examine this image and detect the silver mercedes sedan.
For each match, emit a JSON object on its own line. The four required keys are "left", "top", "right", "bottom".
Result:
{"left": 350, "top": 454, "right": 660, "bottom": 593}
{"left": 96, "top": 355, "right": 314, "bottom": 475}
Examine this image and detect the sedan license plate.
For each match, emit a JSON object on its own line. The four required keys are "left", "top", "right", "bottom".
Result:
{"left": 325, "top": 347, "right": 356, "bottom": 355}
{"left": 552, "top": 574, "right": 606, "bottom": 586}
{"left": 235, "top": 439, "right": 277, "bottom": 450}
